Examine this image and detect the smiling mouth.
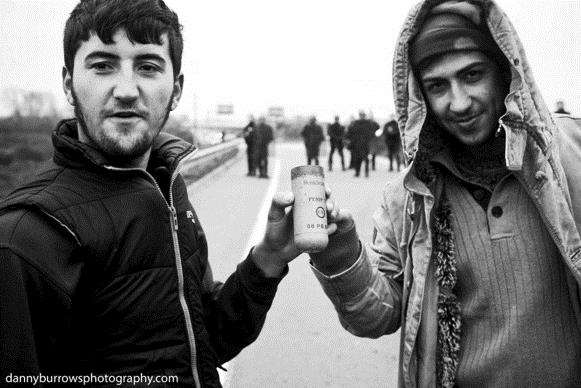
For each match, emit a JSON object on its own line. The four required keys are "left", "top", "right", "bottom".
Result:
{"left": 453, "top": 113, "right": 481, "bottom": 127}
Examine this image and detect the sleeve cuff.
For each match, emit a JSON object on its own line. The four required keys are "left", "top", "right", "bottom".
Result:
{"left": 237, "top": 253, "right": 288, "bottom": 300}
{"left": 310, "top": 246, "right": 374, "bottom": 300}
{"left": 309, "top": 220, "right": 360, "bottom": 274}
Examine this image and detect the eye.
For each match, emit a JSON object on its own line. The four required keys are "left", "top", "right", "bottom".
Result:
{"left": 425, "top": 81, "right": 446, "bottom": 95}
{"left": 90, "top": 62, "right": 114, "bottom": 73}
{"left": 138, "top": 63, "right": 162, "bottom": 74}
{"left": 465, "top": 69, "right": 484, "bottom": 83}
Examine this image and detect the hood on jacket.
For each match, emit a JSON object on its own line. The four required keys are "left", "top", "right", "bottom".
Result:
{"left": 52, "top": 119, "right": 196, "bottom": 173}
{"left": 394, "top": 0, "right": 557, "bottom": 181}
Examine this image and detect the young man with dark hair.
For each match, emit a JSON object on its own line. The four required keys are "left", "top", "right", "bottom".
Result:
{"left": 0, "top": 0, "right": 304, "bottom": 386}
{"left": 308, "top": 0, "right": 581, "bottom": 386}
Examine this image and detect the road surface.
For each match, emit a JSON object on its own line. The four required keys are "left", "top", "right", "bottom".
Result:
{"left": 187, "top": 141, "right": 400, "bottom": 388}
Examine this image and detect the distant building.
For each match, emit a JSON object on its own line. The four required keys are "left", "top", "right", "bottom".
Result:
{"left": 216, "top": 104, "right": 234, "bottom": 115}
{"left": 267, "top": 106, "right": 285, "bottom": 121}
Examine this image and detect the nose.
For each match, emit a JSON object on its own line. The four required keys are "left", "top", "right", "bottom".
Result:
{"left": 112, "top": 69, "right": 139, "bottom": 102}
{"left": 449, "top": 82, "right": 471, "bottom": 114}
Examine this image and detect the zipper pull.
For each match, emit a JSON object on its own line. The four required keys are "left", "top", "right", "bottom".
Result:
{"left": 170, "top": 206, "right": 179, "bottom": 231}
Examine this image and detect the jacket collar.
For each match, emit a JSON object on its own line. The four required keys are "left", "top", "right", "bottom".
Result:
{"left": 52, "top": 119, "right": 196, "bottom": 173}
{"left": 395, "top": 0, "right": 557, "bottom": 195}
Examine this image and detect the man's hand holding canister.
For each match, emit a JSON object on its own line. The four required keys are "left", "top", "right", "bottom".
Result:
{"left": 251, "top": 192, "right": 301, "bottom": 278}
{"left": 251, "top": 186, "right": 361, "bottom": 277}
{"left": 309, "top": 198, "right": 361, "bottom": 275}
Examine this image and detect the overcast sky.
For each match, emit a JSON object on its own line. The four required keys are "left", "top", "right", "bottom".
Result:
{"left": 1, "top": 0, "right": 579, "bottom": 123}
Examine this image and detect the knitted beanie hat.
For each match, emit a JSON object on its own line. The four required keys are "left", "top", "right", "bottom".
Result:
{"left": 410, "top": 2, "right": 504, "bottom": 70}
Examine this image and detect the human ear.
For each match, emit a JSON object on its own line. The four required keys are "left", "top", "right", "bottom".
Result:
{"left": 62, "top": 67, "right": 75, "bottom": 106}
{"left": 170, "top": 74, "right": 184, "bottom": 111}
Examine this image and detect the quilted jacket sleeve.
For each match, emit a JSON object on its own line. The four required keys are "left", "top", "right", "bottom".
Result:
{"left": 200, "top": 252, "right": 287, "bottom": 364}
{"left": 0, "top": 209, "right": 77, "bottom": 379}
{"left": 311, "top": 181, "right": 405, "bottom": 338}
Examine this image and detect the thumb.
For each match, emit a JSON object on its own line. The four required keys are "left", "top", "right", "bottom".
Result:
{"left": 334, "top": 208, "right": 355, "bottom": 232}
{"left": 268, "top": 192, "right": 294, "bottom": 222}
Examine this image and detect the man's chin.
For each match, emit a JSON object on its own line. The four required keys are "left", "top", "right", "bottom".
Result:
{"left": 455, "top": 131, "right": 496, "bottom": 147}
{"left": 99, "top": 134, "right": 153, "bottom": 162}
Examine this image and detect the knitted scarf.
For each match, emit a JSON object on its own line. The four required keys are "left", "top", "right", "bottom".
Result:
{"left": 413, "top": 119, "right": 459, "bottom": 387}
{"left": 432, "top": 198, "right": 460, "bottom": 388}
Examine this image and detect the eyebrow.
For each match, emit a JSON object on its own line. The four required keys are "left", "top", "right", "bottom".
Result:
{"left": 84, "top": 51, "right": 167, "bottom": 66}
{"left": 421, "top": 60, "right": 488, "bottom": 83}
{"left": 84, "top": 51, "right": 118, "bottom": 63}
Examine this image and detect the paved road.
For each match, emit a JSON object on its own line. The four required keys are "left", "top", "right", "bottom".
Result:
{"left": 187, "top": 141, "right": 400, "bottom": 388}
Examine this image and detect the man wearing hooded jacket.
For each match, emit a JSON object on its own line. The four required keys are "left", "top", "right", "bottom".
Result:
{"left": 307, "top": 1, "right": 581, "bottom": 387}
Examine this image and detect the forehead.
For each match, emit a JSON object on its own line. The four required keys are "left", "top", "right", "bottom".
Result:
{"left": 419, "top": 50, "right": 494, "bottom": 79}
{"left": 74, "top": 29, "right": 171, "bottom": 62}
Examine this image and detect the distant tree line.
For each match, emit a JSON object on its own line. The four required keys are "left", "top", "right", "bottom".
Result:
{"left": 0, "top": 115, "right": 57, "bottom": 197}
{"left": 0, "top": 112, "right": 235, "bottom": 198}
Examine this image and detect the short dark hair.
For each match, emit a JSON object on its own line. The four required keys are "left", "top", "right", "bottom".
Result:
{"left": 63, "top": 0, "right": 183, "bottom": 78}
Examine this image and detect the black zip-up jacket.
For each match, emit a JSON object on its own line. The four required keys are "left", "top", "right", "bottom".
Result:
{"left": 327, "top": 123, "right": 345, "bottom": 147}
{"left": 0, "top": 119, "right": 286, "bottom": 387}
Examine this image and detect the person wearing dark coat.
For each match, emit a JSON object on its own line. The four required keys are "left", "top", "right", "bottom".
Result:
{"left": 554, "top": 100, "right": 571, "bottom": 115}
{"left": 327, "top": 115, "right": 346, "bottom": 171}
{"left": 254, "top": 117, "right": 274, "bottom": 178}
{"left": 346, "top": 111, "right": 376, "bottom": 177}
{"left": 368, "top": 115, "right": 381, "bottom": 171}
{"left": 242, "top": 116, "right": 257, "bottom": 176}
{"left": 383, "top": 115, "right": 402, "bottom": 172}
{"left": 0, "top": 2, "right": 301, "bottom": 386}
{"left": 301, "top": 116, "right": 325, "bottom": 166}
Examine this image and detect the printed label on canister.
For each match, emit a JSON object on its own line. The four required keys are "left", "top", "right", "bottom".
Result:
{"left": 291, "top": 165, "right": 328, "bottom": 252}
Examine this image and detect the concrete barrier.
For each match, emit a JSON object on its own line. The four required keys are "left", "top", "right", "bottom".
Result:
{"left": 181, "top": 138, "right": 244, "bottom": 181}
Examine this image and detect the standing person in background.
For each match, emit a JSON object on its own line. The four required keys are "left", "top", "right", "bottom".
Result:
{"left": 346, "top": 114, "right": 356, "bottom": 169}
{"left": 254, "top": 116, "right": 274, "bottom": 178}
{"left": 346, "top": 110, "right": 375, "bottom": 177}
{"left": 555, "top": 100, "right": 571, "bottom": 115}
{"left": 367, "top": 112, "right": 382, "bottom": 171}
{"left": 327, "top": 115, "right": 346, "bottom": 171}
{"left": 308, "top": 0, "right": 581, "bottom": 386}
{"left": 384, "top": 114, "right": 402, "bottom": 172}
{"left": 301, "top": 116, "right": 325, "bottom": 166}
{"left": 242, "top": 115, "right": 257, "bottom": 176}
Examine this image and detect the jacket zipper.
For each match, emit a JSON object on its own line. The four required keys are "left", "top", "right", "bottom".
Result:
{"left": 168, "top": 152, "right": 202, "bottom": 388}
{"left": 104, "top": 149, "right": 201, "bottom": 388}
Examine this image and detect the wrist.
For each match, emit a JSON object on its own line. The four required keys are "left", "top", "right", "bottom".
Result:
{"left": 310, "top": 222, "right": 360, "bottom": 274}
{"left": 251, "top": 242, "right": 287, "bottom": 278}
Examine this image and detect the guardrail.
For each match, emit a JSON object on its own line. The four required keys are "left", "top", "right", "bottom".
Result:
{"left": 181, "top": 138, "right": 244, "bottom": 181}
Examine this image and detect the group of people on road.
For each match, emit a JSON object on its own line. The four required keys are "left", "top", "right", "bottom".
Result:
{"left": 242, "top": 111, "right": 403, "bottom": 180}
{"left": 1, "top": 0, "right": 580, "bottom": 387}
{"left": 300, "top": 111, "right": 403, "bottom": 178}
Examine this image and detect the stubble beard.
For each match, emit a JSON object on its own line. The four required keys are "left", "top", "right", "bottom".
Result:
{"left": 72, "top": 89, "right": 172, "bottom": 164}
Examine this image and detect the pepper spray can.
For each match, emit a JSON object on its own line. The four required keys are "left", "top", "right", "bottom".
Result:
{"left": 291, "top": 165, "right": 328, "bottom": 252}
